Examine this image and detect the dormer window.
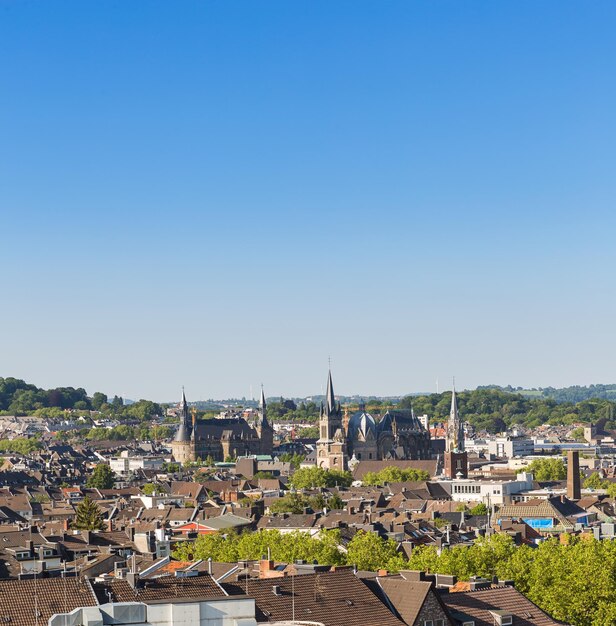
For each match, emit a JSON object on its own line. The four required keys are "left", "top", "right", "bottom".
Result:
{"left": 490, "top": 611, "right": 513, "bottom": 625}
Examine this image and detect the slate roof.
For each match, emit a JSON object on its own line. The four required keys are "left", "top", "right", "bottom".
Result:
{"left": 441, "top": 585, "right": 566, "bottom": 626}
{"left": 0, "top": 576, "right": 99, "bottom": 626}
{"left": 223, "top": 568, "right": 404, "bottom": 626}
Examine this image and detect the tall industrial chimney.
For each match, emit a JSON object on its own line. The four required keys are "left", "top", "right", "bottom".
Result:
{"left": 567, "top": 450, "right": 581, "bottom": 500}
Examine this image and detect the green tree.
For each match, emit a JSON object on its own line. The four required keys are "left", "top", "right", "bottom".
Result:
{"left": 327, "top": 493, "right": 344, "bottom": 510}
{"left": 362, "top": 466, "right": 430, "bottom": 486}
{"left": 289, "top": 467, "right": 352, "bottom": 489}
{"left": 0, "top": 438, "right": 42, "bottom": 454}
{"left": 584, "top": 472, "right": 607, "bottom": 489}
{"left": 469, "top": 502, "right": 489, "bottom": 516}
{"left": 87, "top": 464, "right": 115, "bottom": 489}
{"left": 269, "top": 492, "right": 310, "bottom": 514}
{"left": 142, "top": 483, "right": 161, "bottom": 496}
{"left": 73, "top": 496, "right": 105, "bottom": 530}
{"left": 173, "top": 529, "right": 344, "bottom": 566}
{"left": 91, "top": 392, "right": 108, "bottom": 410}
{"left": 346, "top": 530, "right": 407, "bottom": 572}
{"left": 525, "top": 458, "right": 566, "bottom": 481}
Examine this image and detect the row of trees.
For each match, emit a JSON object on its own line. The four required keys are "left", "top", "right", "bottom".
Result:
{"left": 0, "top": 377, "right": 163, "bottom": 420}
{"left": 173, "top": 529, "right": 616, "bottom": 625}
{"left": 480, "top": 383, "right": 616, "bottom": 404}
{"left": 83, "top": 424, "right": 173, "bottom": 441}
{"left": 265, "top": 399, "right": 321, "bottom": 423}
{"left": 172, "top": 528, "right": 406, "bottom": 572}
{"left": 397, "top": 388, "right": 616, "bottom": 433}
{"left": 362, "top": 466, "right": 430, "bottom": 485}
{"left": 407, "top": 534, "right": 616, "bottom": 626}
{"left": 0, "top": 438, "right": 42, "bottom": 454}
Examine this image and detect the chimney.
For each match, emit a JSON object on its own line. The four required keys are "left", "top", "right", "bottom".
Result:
{"left": 567, "top": 450, "right": 581, "bottom": 500}
{"left": 63, "top": 519, "right": 70, "bottom": 532}
{"left": 260, "top": 558, "right": 275, "bottom": 578}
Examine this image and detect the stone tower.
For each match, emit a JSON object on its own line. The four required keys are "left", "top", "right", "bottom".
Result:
{"left": 316, "top": 369, "right": 347, "bottom": 469}
{"left": 171, "top": 388, "right": 194, "bottom": 464}
{"left": 255, "top": 386, "right": 274, "bottom": 455}
{"left": 444, "top": 385, "right": 467, "bottom": 478}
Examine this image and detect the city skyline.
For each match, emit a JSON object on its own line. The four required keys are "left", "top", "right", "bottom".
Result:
{"left": 3, "top": 2, "right": 616, "bottom": 400}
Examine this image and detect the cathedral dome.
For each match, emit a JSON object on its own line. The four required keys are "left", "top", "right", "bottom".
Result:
{"left": 348, "top": 411, "right": 377, "bottom": 441}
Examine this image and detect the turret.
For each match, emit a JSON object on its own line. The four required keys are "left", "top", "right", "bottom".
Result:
{"left": 174, "top": 387, "right": 191, "bottom": 443}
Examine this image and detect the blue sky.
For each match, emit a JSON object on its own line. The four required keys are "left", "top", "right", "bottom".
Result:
{"left": 2, "top": 1, "right": 616, "bottom": 401}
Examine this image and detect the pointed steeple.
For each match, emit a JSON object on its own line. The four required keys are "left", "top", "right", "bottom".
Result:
{"left": 260, "top": 385, "right": 267, "bottom": 412}
{"left": 174, "top": 387, "right": 191, "bottom": 443}
{"left": 257, "top": 385, "right": 269, "bottom": 428}
{"left": 450, "top": 385, "right": 458, "bottom": 422}
{"left": 447, "top": 380, "right": 464, "bottom": 453}
{"left": 325, "top": 369, "right": 336, "bottom": 415}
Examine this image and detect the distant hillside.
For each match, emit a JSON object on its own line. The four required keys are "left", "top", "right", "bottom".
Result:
{"left": 477, "top": 384, "right": 616, "bottom": 404}
{"left": 398, "top": 388, "right": 616, "bottom": 434}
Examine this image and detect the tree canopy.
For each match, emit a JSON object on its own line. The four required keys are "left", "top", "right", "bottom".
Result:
{"left": 289, "top": 467, "right": 353, "bottom": 489}
{"left": 362, "top": 466, "right": 430, "bottom": 485}
{"left": 73, "top": 496, "right": 105, "bottom": 531}
{"left": 86, "top": 464, "right": 115, "bottom": 489}
{"left": 524, "top": 458, "right": 566, "bottom": 481}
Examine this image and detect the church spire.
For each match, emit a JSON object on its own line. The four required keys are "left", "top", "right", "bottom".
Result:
{"left": 326, "top": 369, "right": 336, "bottom": 415}
{"left": 174, "top": 387, "right": 191, "bottom": 443}
{"left": 447, "top": 381, "right": 464, "bottom": 453}
{"left": 260, "top": 384, "right": 267, "bottom": 413}
{"left": 258, "top": 384, "right": 269, "bottom": 427}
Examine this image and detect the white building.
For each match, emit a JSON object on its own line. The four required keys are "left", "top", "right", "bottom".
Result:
{"left": 109, "top": 450, "right": 164, "bottom": 475}
{"left": 49, "top": 597, "right": 258, "bottom": 626}
{"left": 487, "top": 437, "right": 535, "bottom": 458}
{"left": 443, "top": 472, "right": 535, "bottom": 505}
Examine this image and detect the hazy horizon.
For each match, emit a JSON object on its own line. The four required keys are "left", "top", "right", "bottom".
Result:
{"left": 3, "top": 2, "right": 616, "bottom": 401}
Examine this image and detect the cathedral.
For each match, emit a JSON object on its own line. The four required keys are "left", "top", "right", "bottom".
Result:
{"left": 171, "top": 388, "right": 273, "bottom": 464}
{"left": 316, "top": 370, "right": 432, "bottom": 470}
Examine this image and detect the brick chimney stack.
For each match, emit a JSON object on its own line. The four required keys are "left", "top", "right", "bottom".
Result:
{"left": 567, "top": 450, "right": 581, "bottom": 500}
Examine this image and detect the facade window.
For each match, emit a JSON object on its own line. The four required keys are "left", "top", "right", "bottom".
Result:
{"left": 369, "top": 453, "right": 372, "bottom": 459}
{"left": 423, "top": 621, "right": 433, "bottom": 626}
{"left": 436, "top": 620, "right": 445, "bottom": 626}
